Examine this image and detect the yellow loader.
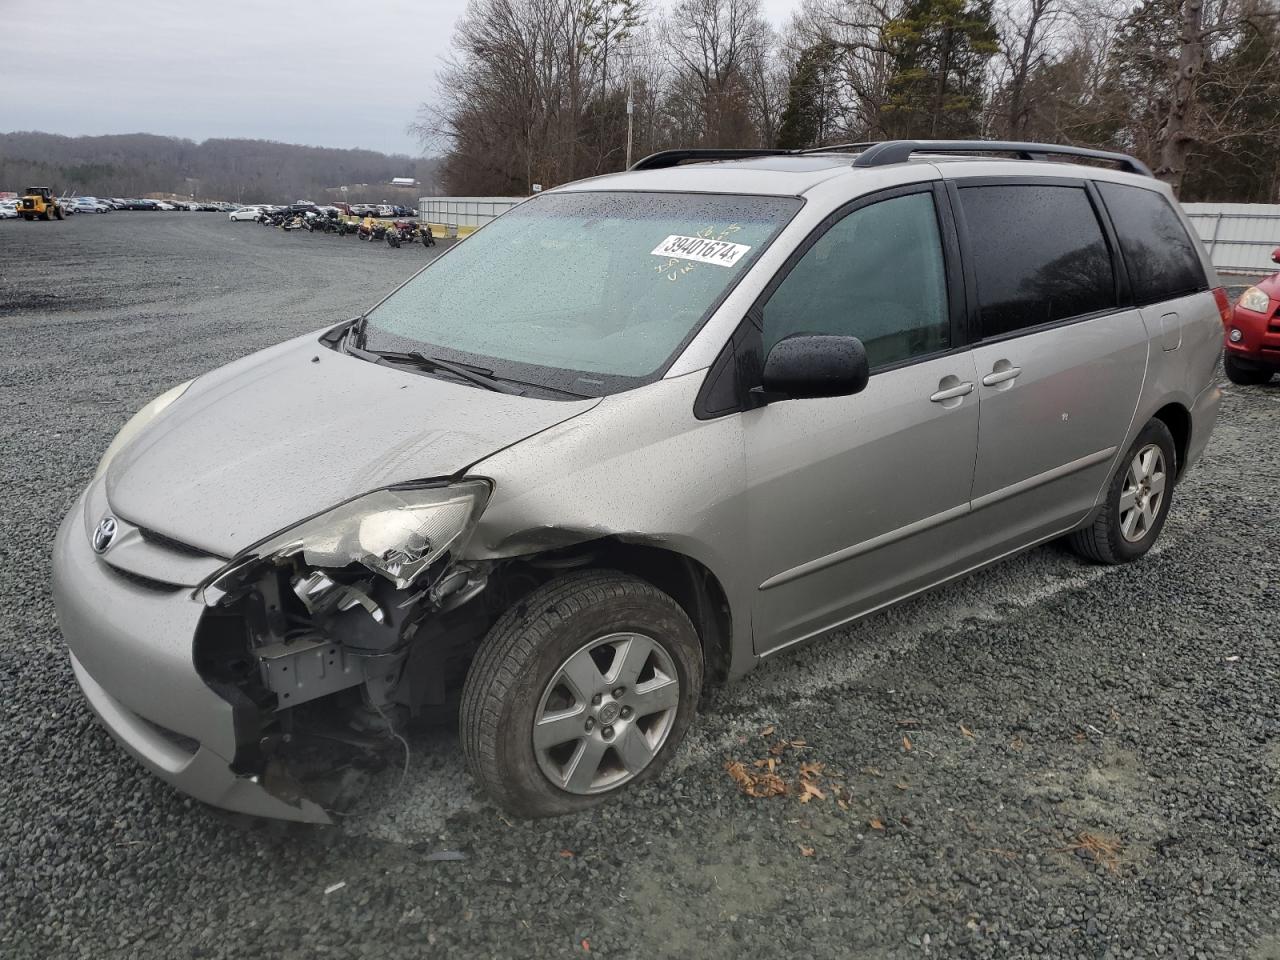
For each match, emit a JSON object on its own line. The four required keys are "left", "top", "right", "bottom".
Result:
{"left": 19, "top": 187, "right": 64, "bottom": 221}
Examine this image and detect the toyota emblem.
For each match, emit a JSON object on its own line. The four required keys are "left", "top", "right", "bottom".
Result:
{"left": 92, "top": 516, "right": 118, "bottom": 554}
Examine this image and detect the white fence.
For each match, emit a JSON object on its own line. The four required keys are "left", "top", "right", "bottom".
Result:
{"left": 417, "top": 196, "right": 525, "bottom": 235}
{"left": 1183, "top": 203, "right": 1280, "bottom": 275}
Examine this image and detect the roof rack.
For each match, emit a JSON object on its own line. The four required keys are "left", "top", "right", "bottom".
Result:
{"left": 630, "top": 148, "right": 799, "bottom": 170}
{"left": 629, "top": 140, "right": 1153, "bottom": 177}
{"left": 851, "top": 140, "right": 1152, "bottom": 177}
{"left": 797, "top": 142, "right": 881, "bottom": 155}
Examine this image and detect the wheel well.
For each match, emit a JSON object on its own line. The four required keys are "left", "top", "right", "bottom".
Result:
{"left": 1152, "top": 402, "right": 1191, "bottom": 477}
{"left": 569, "top": 539, "right": 733, "bottom": 687}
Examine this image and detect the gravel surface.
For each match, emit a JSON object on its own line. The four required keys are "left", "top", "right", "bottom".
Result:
{"left": 3, "top": 213, "right": 1279, "bottom": 960}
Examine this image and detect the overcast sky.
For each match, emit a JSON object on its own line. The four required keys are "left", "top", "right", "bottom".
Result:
{"left": 1, "top": 0, "right": 798, "bottom": 157}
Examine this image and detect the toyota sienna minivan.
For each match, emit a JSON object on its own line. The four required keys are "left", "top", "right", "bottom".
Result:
{"left": 52, "top": 140, "right": 1224, "bottom": 822}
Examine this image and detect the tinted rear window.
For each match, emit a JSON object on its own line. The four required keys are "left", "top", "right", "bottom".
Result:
{"left": 958, "top": 184, "right": 1116, "bottom": 338}
{"left": 1097, "top": 182, "right": 1207, "bottom": 305}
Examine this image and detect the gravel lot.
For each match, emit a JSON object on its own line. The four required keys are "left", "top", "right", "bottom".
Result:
{"left": 3, "top": 214, "right": 1279, "bottom": 960}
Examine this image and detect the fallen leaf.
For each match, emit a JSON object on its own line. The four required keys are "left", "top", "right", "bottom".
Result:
{"left": 725, "top": 759, "right": 787, "bottom": 798}
{"left": 960, "top": 724, "right": 975, "bottom": 738}
{"left": 902, "top": 735, "right": 913, "bottom": 752}
{"left": 836, "top": 798, "right": 849, "bottom": 811}
{"left": 799, "top": 845, "right": 816, "bottom": 857}
{"left": 769, "top": 741, "right": 788, "bottom": 756}
{"left": 862, "top": 766, "right": 883, "bottom": 778}
{"left": 895, "top": 781, "right": 910, "bottom": 790}
{"left": 790, "top": 739, "right": 807, "bottom": 747}
{"left": 869, "top": 817, "right": 885, "bottom": 831}
{"left": 559, "top": 849, "right": 575, "bottom": 859}
{"left": 1010, "top": 735, "right": 1025, "bottom": 751}
{"left": 799, "top": 761, "right": 825, "bottom": 780}
{"left": 798, "top": 780, "right": 826, "bottom": 803}
{"left": 760, "top": 724, "right": 776, "bottom": 737}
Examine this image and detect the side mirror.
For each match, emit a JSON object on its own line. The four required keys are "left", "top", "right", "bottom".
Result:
{"left": 1271, "top": 247, "right": 1280, "bottom": 264}
{"left": 757, "top": 334, "right": 870, "bottom": 402}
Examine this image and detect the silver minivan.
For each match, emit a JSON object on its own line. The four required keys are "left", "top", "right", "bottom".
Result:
{"left": 52, "top": 140, "right": 1224, "bottom": 822}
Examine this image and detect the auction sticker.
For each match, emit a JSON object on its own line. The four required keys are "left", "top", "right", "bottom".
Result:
{"left": 651, "top": 234, "right": 751, "bottom": 267}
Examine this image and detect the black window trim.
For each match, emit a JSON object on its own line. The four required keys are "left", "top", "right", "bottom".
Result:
{"left": 694, "top": 180, "right": 968, "bottom": 419}
{"left": 944, "top": 175, "right": 1132, "bottom": 347}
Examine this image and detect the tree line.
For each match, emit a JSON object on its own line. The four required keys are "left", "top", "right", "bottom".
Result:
{"left": 418, "top": 0, "right": 1280, "bottom": 201}
{"left": 0, "top": 132, "right": 440, "bottom": 203}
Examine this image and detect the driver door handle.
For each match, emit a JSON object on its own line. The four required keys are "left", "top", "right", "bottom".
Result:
{"left": 930, "top": 381, "right": 975, "bottom": 402}
{"left": 982, "top": 365, "right": 1022, "bottom": 386}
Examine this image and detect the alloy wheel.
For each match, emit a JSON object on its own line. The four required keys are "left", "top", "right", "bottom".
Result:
{"left": 1119, "top": 443, "right": 1166, "bottom": 543}
{"left": 532, "top": 632, "right": 680, "bottom": 795}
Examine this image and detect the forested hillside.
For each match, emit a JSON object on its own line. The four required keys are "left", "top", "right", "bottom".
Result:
{"left": 0, "top": 132, "right": 440, "bottom": 202}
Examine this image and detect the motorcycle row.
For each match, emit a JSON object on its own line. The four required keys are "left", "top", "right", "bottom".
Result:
{"left": 256, "top": 206, "right": 437, "bottom": 248}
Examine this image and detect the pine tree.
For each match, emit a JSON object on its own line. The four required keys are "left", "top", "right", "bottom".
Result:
{"left": 777, "top": 42, "right": 838, "bottom": 149}
{"left": 880, "top": 0, "right": 998, "bottom": 138}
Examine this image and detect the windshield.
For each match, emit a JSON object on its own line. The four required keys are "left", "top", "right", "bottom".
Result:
{"left": 362, "top": 190, "right": 802, "bottom": 396}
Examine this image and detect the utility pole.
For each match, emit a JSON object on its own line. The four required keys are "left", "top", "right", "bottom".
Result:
{"left": 625, "top": 78, "right": 635, "bottom": 169}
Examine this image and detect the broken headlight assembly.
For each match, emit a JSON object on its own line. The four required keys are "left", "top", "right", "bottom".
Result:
{"left": 94, "top": 379, "right": 194, "bottom": 480}
{"left": 202, "top": 479, "right": 492, "bottom": 606}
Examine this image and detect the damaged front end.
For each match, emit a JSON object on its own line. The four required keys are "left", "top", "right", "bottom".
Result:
{"left": 194, "top": 479, "right": 495, "bottom": 817}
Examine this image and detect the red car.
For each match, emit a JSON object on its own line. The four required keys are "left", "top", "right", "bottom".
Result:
{"left": 1225, "top": 246, "right": 1280, "bottom": 385}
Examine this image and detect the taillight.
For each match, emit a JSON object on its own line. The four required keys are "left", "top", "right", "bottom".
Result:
{"left": 1212, "top": 287, "right": 1232, "bottom": 326}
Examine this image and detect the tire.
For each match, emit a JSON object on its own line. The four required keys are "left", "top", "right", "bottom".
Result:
{"left": 1224, "top": 354, "right": 1273, "bottom": 386}
{"left": 54, "top": 206, "right": 64, "bottom": 220}
{"left": 1068, "top": 418, "right": 1177, "bottom": 565}
{"left": 461, "top": 570, "right": 703, "bottom": 818}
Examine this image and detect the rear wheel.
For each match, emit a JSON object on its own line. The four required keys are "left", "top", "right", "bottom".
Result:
{"left": 1224, "top": 355, "right": 1273, "bottom": 386}
{"left": 460, "top": 571, "right": 702, "bottom": 818}
{"left": 1068, "top": 419, "right": 1176, "bottom": 565}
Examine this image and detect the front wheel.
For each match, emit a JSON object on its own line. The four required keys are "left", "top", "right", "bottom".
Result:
{"left": 1225, "top": 354, "right": 1273, "bottom": 386}
{"left": 460, "top": 571, "right": 703, "bottom": 818}
{"left": 1068, "top": 418, "right": 1176, "bottom": 564}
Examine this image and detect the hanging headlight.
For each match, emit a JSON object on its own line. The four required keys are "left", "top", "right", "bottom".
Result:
{"left": 202, "top": 480, "right": 491, "bottom": 604}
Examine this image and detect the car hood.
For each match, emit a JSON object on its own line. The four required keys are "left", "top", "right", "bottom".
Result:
{"left": 105, "top": 331, "right": 600, "bottom": 557}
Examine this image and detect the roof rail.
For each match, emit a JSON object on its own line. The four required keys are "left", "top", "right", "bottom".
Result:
{"left": 851, "top": 140, "right": 1153, "bottom": 177}
{"left": 630, "top": 148, "right": 798, "bottom": 170}
{"left": 798, "top": 142, "right": 881, "bottom": 155}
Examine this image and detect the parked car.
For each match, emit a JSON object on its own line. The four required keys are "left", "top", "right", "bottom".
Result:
{"left": 228, "top": 206, "right": 262, "bottom": 221}
{"left": 70, "top": 197, "right": 110, "bottom": 214}
{"left": 1224, "top": 247, "right": 1280, "bottom": 384}
{"left": 0, "top": 200, "right": 17, "bottom": 219}
{"left": 52, "top": 140, "right": 1223, "bottom": 825}
{"left": 153, "top": 201, "right": 177, "bottom": 211}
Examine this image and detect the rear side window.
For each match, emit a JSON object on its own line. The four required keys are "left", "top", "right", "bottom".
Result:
{"left": 1096, "top": 182, "right": 1207, "bottom": 305}
{"left": 958, "top": 184, "right": 1116, "bottom": 338}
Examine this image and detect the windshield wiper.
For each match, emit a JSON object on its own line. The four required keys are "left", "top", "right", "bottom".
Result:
{"left": 343, "top": 340, "right": 523, "bottom": 395}
{"left": 405, "top": 352, "right": 525, "bottom": 395}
